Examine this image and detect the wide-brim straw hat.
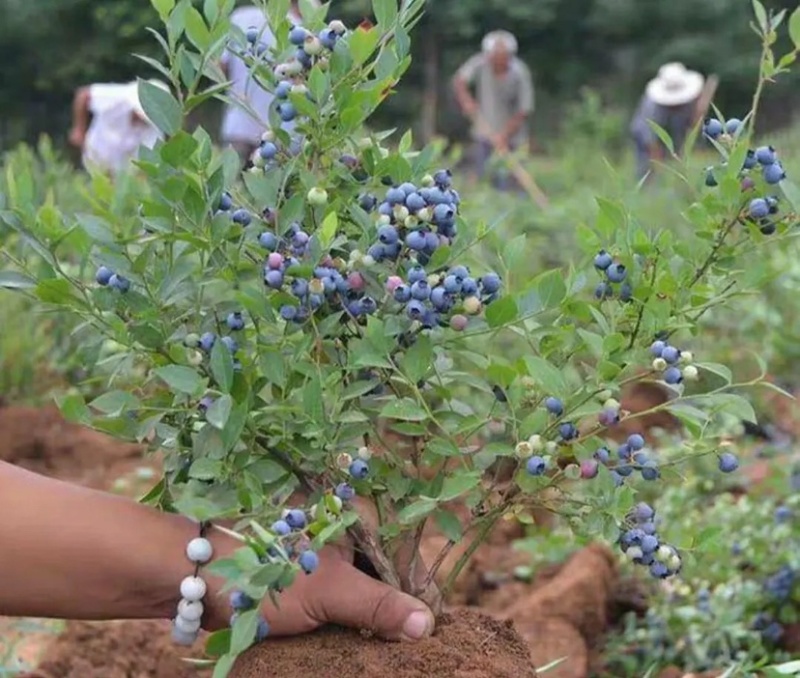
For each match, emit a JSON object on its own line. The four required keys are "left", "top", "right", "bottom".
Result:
{"left": 646, "top": 62, "right": 704, "bottom": 106}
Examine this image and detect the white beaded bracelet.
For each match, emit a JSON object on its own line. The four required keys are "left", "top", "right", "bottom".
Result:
{"left": 171, "top": 521, "right": 213, "bottom": 646}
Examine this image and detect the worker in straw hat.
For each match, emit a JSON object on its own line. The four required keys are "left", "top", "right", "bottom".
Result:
{"left": 452, "top": 30, "right": 534, "bottom": 191}
{"left": 629, "top": 62, "right": 706, "bottom": 181}
{"left": 69, "top": 79, "right": 169, "bottom": 176}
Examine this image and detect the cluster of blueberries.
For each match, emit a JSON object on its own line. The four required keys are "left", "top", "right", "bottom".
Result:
{"left": 94, "top": 265, "right": 131, "bottom": 293}
{"left": 589, "top": 433, "right": 663, "bottom": 485}
{"left": 752, "top": 564, "right": 796, "bottom": 644}
{"left": 619, "top": 501, "right": 683, "bottom": 580}
{"left": 649, "top": 339, "right": 700, "bottom": 387}
{"left": 592, "top": 250, "right": 632, "bottom": 302}
{"left": 703, "top": 118, "right": 786, "bottom": 235}
{"left": 238, "top": 19, "right": 348, "bottom": 124}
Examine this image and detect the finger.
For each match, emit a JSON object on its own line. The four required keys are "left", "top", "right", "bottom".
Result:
{"left": 311, "top": 559, "right": 435, "bottom": 642}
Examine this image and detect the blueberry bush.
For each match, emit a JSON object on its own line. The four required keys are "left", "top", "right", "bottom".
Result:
{"left": 2, "top": 0, "right": 800, "bottom": 675}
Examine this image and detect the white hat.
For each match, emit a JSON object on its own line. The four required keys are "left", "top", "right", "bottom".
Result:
{"left": 646, "top": 62, "right": 704, "bottom": 106}
{"left": 482, "top": 30, "right": 518, "bottom": 55}
{"left": 128, "top": 79, "right": 170, "bottom": 123}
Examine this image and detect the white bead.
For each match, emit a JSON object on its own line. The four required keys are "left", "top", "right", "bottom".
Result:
{"left": 177, "top": 598, "right": 204, "bottom": 622}
{"left": 186, "top": 537, "right": 213, "bottom": 563}
{"left": 180, "top": 575, "right": 207, "bottom": 601}
{"left": 171, "top": 624, "right": 198, "bottom": 646}
{"left": 174, "top": 614, "right": 202, "bottom": 634}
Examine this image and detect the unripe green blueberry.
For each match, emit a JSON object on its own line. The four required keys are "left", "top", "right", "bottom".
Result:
{"left": 253, "top": 153, "right": 267, "bottom": 168}
{"left": 564, "top": 463, "right": 580, "bottom": 480}
{"left": 357, "top": 446, "right": 372, "bottom": 460}
{"left": 528, "top": 434, "right": 544, "bottom": 451}
{"left": 652, "top": 357, "right": 667, "bottom": 371}
{"left": 656, "top": 545, "right": 673, "bottom": 562}
{"left": 379, "top": 147, "right": 389, "bottom": 159}
{"left": 404, "top": 215, "right": 419, "bottom": 229}
{"left": 317, "top": 56, "right": 329, "bottom": 71}
{"left": 284, "top": 59, "right": 303, "bottom": 76}
{"left": 308, "top": 278, "right": 325, "bottom": 295}
{"left": 357, "top": 137, "right": 372, "bottom": 150}
{"left": 597, "top": 389, "right": 613, "bottom": 402}
{"left": 545, "top": 441, "right": 558, "bottom": 454}
{"left": 603, "top": 398, "right": 620, "bottom": 411}
{"left": 304, "top": 36, "right": 323, "bottom": 55}
{"left": 421, "top": 174, "right": 434, "bottom": 187}
{"left": 680, "top": 351, "right": 694, "bottom": 364}
{"left": 330, "top": 494, "right": 343, "bottom": 512}
{"left": 463, "top": 296, "right": 482, "bottom": 315}
{"left": 362, "top": 254, "right": 376, "bottom": 267}
{"left": 261, "top": 129, "right": 275, "bottom": 142}
{"left": 184, "top": 333, "right": 200, "bottom": 348}
{"left": 427, "top": 274, "right": 441, "bottom": 287}
{"left": 336, "top": 452, "right": 353, "bottom": 469}
{"left": 248, "top": 165, "right": 264, "bottom": 175}
{"left": 416, "top": 207, "right": 432, "bottom": 222}
{"left": 515, "top": 441, "right": 533, "bottom": 458}
{"left": 393, "top": 205, "right": 409, "bottom": 222}
{"left": 307, "top": 187, "right": 329, "bottom": 206}
{"left": 377, "top": 214, "right": 392, "bottom": 226}
{"left": 328, "top": 19, "right": 346, "bottom": 34}
{"left": 348, "top": 249, "right": 363, "bottom": 263}
{"left": 682, "top": 365, "right": 699, "bottom": 381}
{"left": 188, "top": 350, "right": 203, "bottom": 367}
{"left": 291, "top": 83, "right": 309, "bottom": 96}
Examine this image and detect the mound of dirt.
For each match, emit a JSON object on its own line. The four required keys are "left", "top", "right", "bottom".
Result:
{"left": 18, "top": 620, "right": 209, "bottom": 678}
{"left": 230, "top": 608, "right": 537, "bottom": 678}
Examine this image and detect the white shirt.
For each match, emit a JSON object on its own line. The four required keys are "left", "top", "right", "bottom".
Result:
{"left": 220, "top": 5, "right": 301, "bottom": 144}
{"left": 83, "top": 83, "right": 162, "bottom": 175}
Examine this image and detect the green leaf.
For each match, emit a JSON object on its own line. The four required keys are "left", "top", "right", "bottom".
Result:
{"left": 790, "top": 7, "right": 800, "bottom": 48}
{"left": 138, "top": 79, "right": 182, "bottom": 136}
{"left": 211, "top": 652, "right": 238, "bottom": 678}
{"left": 160, "top": 130, "right": 198, "bottom": 166}
{"left": 485, "top": 295, "right": 518, "bottom": 327}
{"left": 380, "top": 398, "right": 428, "bottom": 421}
{"left": 536, "top": 269, "right": 567, "bottom": 309}
{"left": 523, "top": 356, "right": 567, "bottom": 397}
{"left": 433, "top": 509, "right": 463, "bottom": 542}
{"left": 438, "top": 470, "right": 481, "bottom": 501}
{"left": 348, "top": 26, "right": 381, "bottom": 65}
{"left": 155, "top": 364, "right": 206, "bottom": 395}
{"left": 317, "top": 210, "right": 337, "bottom": 250}
{"left": 206, "top": 394, "right": 233, "bottom": 430}
{"left": 696, "top": 362, "right": 732, "bottom": 385}
{"left": 151, "top": 0, "right": 176, "bottom": 21}
{"left": 185, "top": 6, "right": 211, "bottom": 50}
{"left": 211, "top": 340, "right": 234, "bottom": 393}
{"left": 780, "top": 179, "right": 800, "bottom": 213}
{"left": 396, "top": 497, "right": 437, "bottom": 524}
{"left": 0, "top": 270, "right": 36, "bottom": 289}
{"left": 230, "top": 608, "right": 258, "bottom": 654}
{"left": 646, "top": 121, "right": 674, "bottom": 155}
{"left": 302, "top": 373, "right": 325, "bottom": 424}
{"left": 56, "top": 393, "right": 91, "bottom": 425}
{"left": 752, "top": 0, "right": 768, "bottom": 32}
{"left": 372, "top": 0, "right": 398, "bottom": 28}
{"left": 35, "top": 279, "right": 77, "bottom": 304}
{"left": 89, "top": 390, "right": 140, "bottom": 417}
{"left": 400, "top": 334, "right": 432, "bottom": 383}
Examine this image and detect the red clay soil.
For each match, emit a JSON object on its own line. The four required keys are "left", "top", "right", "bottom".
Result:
{"left": 17, "top": 620, "right": 210, "bottom": 678}
{"left": 230, "top": 608, "right": 537, "bottom": 678}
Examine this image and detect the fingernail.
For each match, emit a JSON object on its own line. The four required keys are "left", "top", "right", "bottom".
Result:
{"left": 402, "top": 610, "right": 433, "bottom": 641}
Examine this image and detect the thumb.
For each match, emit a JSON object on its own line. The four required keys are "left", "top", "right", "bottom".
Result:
{"left": 314, "top": 560, "right": 435, "bottom": 642}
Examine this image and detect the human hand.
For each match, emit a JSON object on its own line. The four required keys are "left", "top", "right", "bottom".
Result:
{"left": 68, "top": 126, "right": 85, "bottom": 149}
{"left": 203, "top": 536, "right": 436, "bottom": 642}
{"left": 462, "top": 98, "right": 478, "bottom": 118}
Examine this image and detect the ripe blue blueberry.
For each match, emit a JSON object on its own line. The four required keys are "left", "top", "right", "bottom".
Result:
{"left": 704, "top": 168, "right": 717, "bottom": 187}
{"left": 232, "top": 208, "right": 252, "bottom": 226}
{"left": 640, "top": 534, "right": 659, "bottom": 554}
{"left": 558, "top": 422, "right": 578, "bottom": 441}
{"left": 218, "top": 192, "right": 233, "bottom": 211}
{"left": 703, "top": 118, "right": 723, "bottom": 139}
{"left": 386, "top": 187, "right": 406, "bottom": 204}
{"left": 650, "top": 340, "right": 666, "bottom": 357}
{"left": 359, "top": 193, "right": 377, "bottom": 212}
{"left": 198, "top": 395, "right": 215, "bottom": 412}
{"left": 410, "top": 280, "right": 431, "bottom": 301}
{"left": 461, "top": 277, "right": 479, "bottom": 296}
{"left": 260, "top": 142, "right": 278, "bottom": 160}
{"left": 280, "top": 305, "right": 298, "bottom": 321}
{"left": 627, "top": 433, "right": 645, "bottom": 451}
{"left": 605, "top": 263, "right": 627, "bottom": 283}
{"left": 289, "top": 26, "right": 308, "bottom": 45}
{"left": 663, "top": 366, "right": 683, "bottom": 384}
{"left": 481, "top": 272, "right": 501, "bottom": 294}
{"left": 430, "top": 287, "right": 451, "bottom": 310}
{"left": 755, "top": 145, "right": 776, "bottom": 165}
{"left": 405, "top": 192, "right": 426, "bottom": 212}
{"left": 408, "top": 265, "right": 427, "bottom": 283}
{"left": 245, "top": 26, "right": 259, "bottom": 43}
{"left": 226, "top": 312, "right": 245, "bottom": 331}
{"left": 763, "top": 162, "right": 786, "bottom": 184}
{"left": 718, "top": 451, "right": 739, "bottom": 473}
{"left": 593, "top": 447, "right": 610, "bottom": 464}
{"left": 742, "top": 150, "right": 757, "bottom": 169}
{"left": 660, "top": 345, "right": 680, "bottom": 364}
{"left": 291, "top": 279, "right": 309, "bottom": 298}
{"left": 109, "top": 274, "right": 130, "bottom": 293}
{"left": 278, "top": 102, "right": 297, "bottom": 122}
{"left": 725, "top": 118, "right": 741, "bottom": 135}
{"left": 632, "top": 502, "right": 654, "bottom": 522}
{"left": 649, "top": 561, "right": 669, "bottom": 579}
{"left": 593, "top": 250, "right": 613, "bottom": 270}
{"left": 775, "top": 506, "right": 792, "bottom": 523}
{"left": 275, "top": 80, "right": 292, "bottom": 99}
{"left": 361, "top": 297, "right": 377, "bottom": 315}
{"left": 544, "top": 397, "right": 564, "bottom": 417}
{"left": 406, "top": 230, "right": 427, "bottom": 251}
{"left": 393, "top": 284, "right": 412, "bottom": 303}
{"left": 433, "top": 169, "right": 452, "bottom": 188}
{"left": 619, "top": 282, "right": 633, "bottom": 302}
{"left": 443, "top": 275, "right": 461, "bottom": 294}
{"left": 641, "top": 461, "right": 660, "bottom": 481}
{"left": 271, "top": 519, "right": 291, "bottom": 536}
{"left": 616, "top": 464, "right": 633, "bottom": 477}
{"left": 265, "top": 269, "right": 284, "bottom": 288}
{"left": 335, "top": 483, "right": 355, "bottom": 501}
{"left": 319, "top": 27, "right": 337, "bottom": 49}
{"left": 259, "top": 231, "right": 278, "bottom": 250}
{"left": 594, "top": 282, "right": 613, "bottom": 299}
{"left": 229, "top": 590, "right": 254, "bottom": 611}
{"left": 432, "top": 203, "right": 455, "bottom": 224}
{"left": 298, "top": 549, "right": 320, "bottom": 575}
{"left": 285, "top": 509, "right": 307, "bottom": 530}
{"left": 255, "top": 616, "right": 270, "bottom": 642}
{"left": 378, "top": 224, "right": 399, "bottom": 245}
{"left": 406, "top": 299, "right": 426, "bottom": 320}
{"left": 525, "top": 455, "right": 547, "bottom": 476}
{"left": 617, "top": 443, "right": 632, "bottom": 461}
{"left": 221, "top": 336, "right": 238, "bottom": 353}
{"left": 199, "top": 332, "right": 216, "bottom": 352}
{"left": 349, "top": 459, "right": 370, "bottom": 479}
{"left": 95, "top": 266, "right": 113, "bottom": 286}
{"left": 749, "top": 198, "right": 769, "bottom": 219}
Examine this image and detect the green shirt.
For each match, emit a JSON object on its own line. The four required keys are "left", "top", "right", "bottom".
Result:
{"left": 456, "top": 53, "right": 534, "bottom": 145}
